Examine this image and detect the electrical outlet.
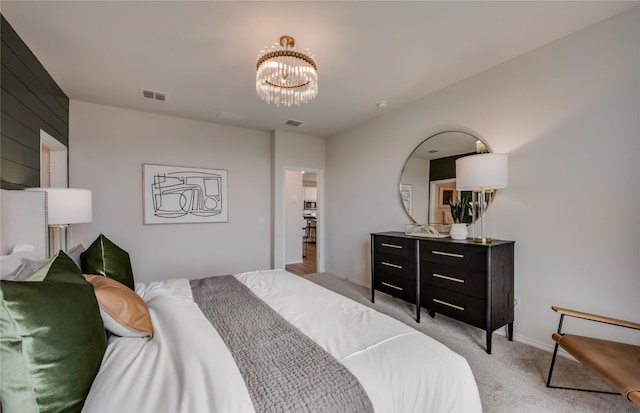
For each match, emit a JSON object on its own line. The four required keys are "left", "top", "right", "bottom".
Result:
{"left": 514, "top": 296, "right": 521, "bottom": 310}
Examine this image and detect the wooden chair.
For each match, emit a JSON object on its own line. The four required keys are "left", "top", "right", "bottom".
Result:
{"left": 546, "top": 306, "right": 640, "bottom": 407}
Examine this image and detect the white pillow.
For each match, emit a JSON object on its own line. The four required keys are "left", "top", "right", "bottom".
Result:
{"left": 3, "top": 257, "right": 50, "bottom": 281}
{"left": 1, "top": 244, "right": 38, "bottom": 278}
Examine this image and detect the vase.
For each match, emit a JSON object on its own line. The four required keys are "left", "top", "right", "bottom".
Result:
{"left": 450, "top": 223, "right": 468, "bottom": 240}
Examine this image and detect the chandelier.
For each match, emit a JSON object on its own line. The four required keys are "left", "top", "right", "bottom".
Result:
{"left": 256, "top": 35, "right": 318, "bottom": 107}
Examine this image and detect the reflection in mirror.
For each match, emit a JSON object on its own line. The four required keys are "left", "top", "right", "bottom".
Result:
{"left": 399, "top": 131, "right": 489, "bottom": 224}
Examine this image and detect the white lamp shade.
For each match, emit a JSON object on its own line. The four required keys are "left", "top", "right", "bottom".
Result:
{"left": 455, "top": 153, "right": 508, "bottom": 190}
{"left": 26, "top": 188, "right": 93, "bottom": 225}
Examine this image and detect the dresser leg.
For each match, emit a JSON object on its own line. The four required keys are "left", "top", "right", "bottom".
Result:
{"left": 486, "top": 331, "right": 492, "bottom": 354}
{"left": 428, "top": 310, "right": 435, "bottom": 318}
{"left": 507, "top": 322, "right": 513, "bottom": 341}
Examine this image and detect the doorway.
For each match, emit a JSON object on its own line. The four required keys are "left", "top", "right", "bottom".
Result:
{"left": 39, "top": 129, "right": 68, "bottom": 254}
{"left": 40, "top": 129, "right": 67, "bottom": 188}
{"left": 284, "top": 169, "right": 320, "bottom": 276}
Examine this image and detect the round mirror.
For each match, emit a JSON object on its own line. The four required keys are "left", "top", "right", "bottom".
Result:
{"left": 399, "top": 131, "right": 490, "bottom": 224}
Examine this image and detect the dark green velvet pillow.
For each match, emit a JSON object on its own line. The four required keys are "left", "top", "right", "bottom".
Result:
{"left": 81, "top": 234, "right": 135, "bottom": 290}
{"left": 0, "top": 251, "right": 107, "bottom": 413}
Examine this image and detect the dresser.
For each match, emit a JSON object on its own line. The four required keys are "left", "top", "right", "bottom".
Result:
{"left": 370, "top": 233, "right": 421, "bottom": 322}
{"left": 371, "top": 231, "right": 515, "bottom": 354}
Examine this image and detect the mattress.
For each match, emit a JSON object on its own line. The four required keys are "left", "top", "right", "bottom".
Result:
{"left": 83, "top": 270, "right": 482, "bottom": 412}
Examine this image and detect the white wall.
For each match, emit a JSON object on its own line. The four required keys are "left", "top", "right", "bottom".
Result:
{"left": 272, "top": 130, "right": 326, "bottom": 271}
{"left": 285, "top": 170, "right": 303, "bottom": 264}
{"left": 326, "top": 8, "right": 640, "bottom": 348}
{"left": 69, "top": 101, "right": 272, "bottom": 281}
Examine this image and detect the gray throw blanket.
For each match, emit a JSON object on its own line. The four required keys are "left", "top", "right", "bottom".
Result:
{"left": 190, "top": 276, "right": 374, "bottom": 413}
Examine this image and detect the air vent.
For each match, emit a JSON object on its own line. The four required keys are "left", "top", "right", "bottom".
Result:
{"left": 285, "top": 119, "right": 304, "bottom": 127}
{"left": 218, "top": 111, "right": 242, "bottom": 121}
{"left": 141, "top": 88, "right": 168, "bottom": 102}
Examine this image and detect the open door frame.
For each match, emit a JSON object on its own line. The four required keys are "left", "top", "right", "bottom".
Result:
{"left": 277, "top": 165, "right": 324, "bottom": 273}
{"left": 40, "top": 129, "right": 67, "bottom": 188}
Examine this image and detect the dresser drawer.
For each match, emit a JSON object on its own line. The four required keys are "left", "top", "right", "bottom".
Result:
{"left": 374, "top": 273, "right": 416, "bottom": 302}
{"left": 420, "top": 241, "right": 486, "bottom": 271}
{"left": 421, "top": 287, "right": 486, "bottom": 329}
{"left": 373, "top": 251, "right": 416, "bottom": 281}
{"left": 421, "top": 262, "right": 486, "bottom": 299}
{"left": 373, "top": 235, "right": 416, "bottom": 258}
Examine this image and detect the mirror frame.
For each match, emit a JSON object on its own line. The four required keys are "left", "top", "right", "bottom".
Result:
{"left": 399, "top": 130, "right": 492, "bottom": 224}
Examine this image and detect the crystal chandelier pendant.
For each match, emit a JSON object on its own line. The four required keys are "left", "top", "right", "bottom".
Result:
{"left": 256, "top": 35, "right": 318, "bottom": 107}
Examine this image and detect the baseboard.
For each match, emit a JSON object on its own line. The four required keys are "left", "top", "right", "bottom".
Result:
{"left": 516, "top": 333, "right": 579, "bottom": 361}
{"left": 324, "top": 270, "right": 371, "bottom": 288}
{"left": 513, "top": 334, "right": 554, "bottom": 352}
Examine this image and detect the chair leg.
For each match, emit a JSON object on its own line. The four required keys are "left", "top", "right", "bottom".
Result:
{"left": 546, "top": 330, "right": 619, "bottom": 395}
{"left": 547, "top": 313, "right": 565, "bottom": 387}
{"left": 546, "top": 342, "right": 560, "bottom": 387}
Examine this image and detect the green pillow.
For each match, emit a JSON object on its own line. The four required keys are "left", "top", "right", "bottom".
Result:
{"left": 0, "top": 251, "right": 107, "bottom": 413}
{"left": 81, "top": 234, "right": 135, "bottom": 290}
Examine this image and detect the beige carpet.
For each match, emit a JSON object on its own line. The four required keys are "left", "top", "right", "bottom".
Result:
{"left": 301, "top": 272, "right": 636, "bottom": 413}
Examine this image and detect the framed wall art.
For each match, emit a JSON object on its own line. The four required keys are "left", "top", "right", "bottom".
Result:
{"left": 400, "top": 183, "right": 413, "bottom": 215}
{"left": 143, "top": 164, "right": 228, "bottom": 224}
{"left": 439, "top": 187, "right": 455, "bottom": 208}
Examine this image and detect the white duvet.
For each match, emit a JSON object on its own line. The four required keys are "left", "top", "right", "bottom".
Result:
{"left": 83, "top": 270, "right": 481, "bottom": 413}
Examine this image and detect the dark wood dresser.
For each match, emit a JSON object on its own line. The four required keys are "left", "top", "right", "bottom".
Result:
{"left": 371, "top": 231, "right": 515, "bottom": 353}
{"left": 370, "top": 233, "right": 421, "bottom": 321}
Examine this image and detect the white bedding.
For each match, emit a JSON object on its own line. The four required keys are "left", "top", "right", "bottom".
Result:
{"left": 83, "top": 270, "right": 481, "bottom": 413}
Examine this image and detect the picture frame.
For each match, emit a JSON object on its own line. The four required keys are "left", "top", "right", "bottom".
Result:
{"left": 143, "top": 164, "right": 228, "bottom": 224}
{"left": 400, "top": 183, "right": 412, "bottom": 215}
{"left": 439, "top": 187, "right": 455, "bottom": 208}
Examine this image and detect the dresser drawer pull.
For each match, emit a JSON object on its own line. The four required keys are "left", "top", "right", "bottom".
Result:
{"left": 432, "top": 273, "right": 465, "bottom": 283}
{"left": 382, "top": 282, "right": 403, "bottom": 291}
{"left": 381, "top": 261, "right": 403, "bottom": 269}
{"left": 432, "top": 250, "right": 464, "bottom": 259}
{"left": 433, "top": 299, "right": 464, "bottom": 311}
{"left": 381, "top": 243, "right": 403, "bottom": 249}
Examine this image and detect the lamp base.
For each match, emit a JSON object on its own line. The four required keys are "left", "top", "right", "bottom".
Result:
{"left": 473, "top": 236, "right": 492, "bottom": 244}
{"left": 48, "top": 225, "right": 69, "bottom": 257}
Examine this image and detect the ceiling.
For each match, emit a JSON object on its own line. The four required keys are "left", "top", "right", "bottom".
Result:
{"left": 2, "top": 1, "right": 637, "bottom": 138}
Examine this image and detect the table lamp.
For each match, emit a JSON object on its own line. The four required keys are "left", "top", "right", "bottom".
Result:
{"left": 455, "top": 154, "right": 508, "bottom": 243}
{"left": 26, "top": 188, "right": 92, "bottom": 255}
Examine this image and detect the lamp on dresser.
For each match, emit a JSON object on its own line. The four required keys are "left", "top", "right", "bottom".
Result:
{"left": 455, "top": 153, "right": 508, "bottom": 243}
{"left": 25, "top": 188, "right": 92, "bottom": 256}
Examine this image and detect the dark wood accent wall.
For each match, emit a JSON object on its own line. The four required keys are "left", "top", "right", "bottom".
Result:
{"left": 429, "top": 152, "right": 475, "bottom": 182}
{"left": 1, "top": 14, "right": 69, "bottom": 190}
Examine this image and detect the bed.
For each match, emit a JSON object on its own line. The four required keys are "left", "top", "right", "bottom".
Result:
{"left": 0, "top": 189, "right": 482, "bottom": 413}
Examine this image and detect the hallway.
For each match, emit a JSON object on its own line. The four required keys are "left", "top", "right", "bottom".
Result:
{"left": 285, "top": 242, "right": 316, "bottom": 276}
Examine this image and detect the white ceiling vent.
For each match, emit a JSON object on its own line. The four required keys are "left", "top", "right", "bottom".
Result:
{"left": 285, "top": 119, "right": 304, "bottom": 127}
{"left": 141, "top": 88, "right": 167, "bottom": 102}
{"left": 218, "top": 111, "right": 242, "bottom": 121}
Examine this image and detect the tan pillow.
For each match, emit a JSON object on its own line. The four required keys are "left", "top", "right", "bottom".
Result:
{"left": 84, "top": 274, "right": 153, "bottom": 339}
